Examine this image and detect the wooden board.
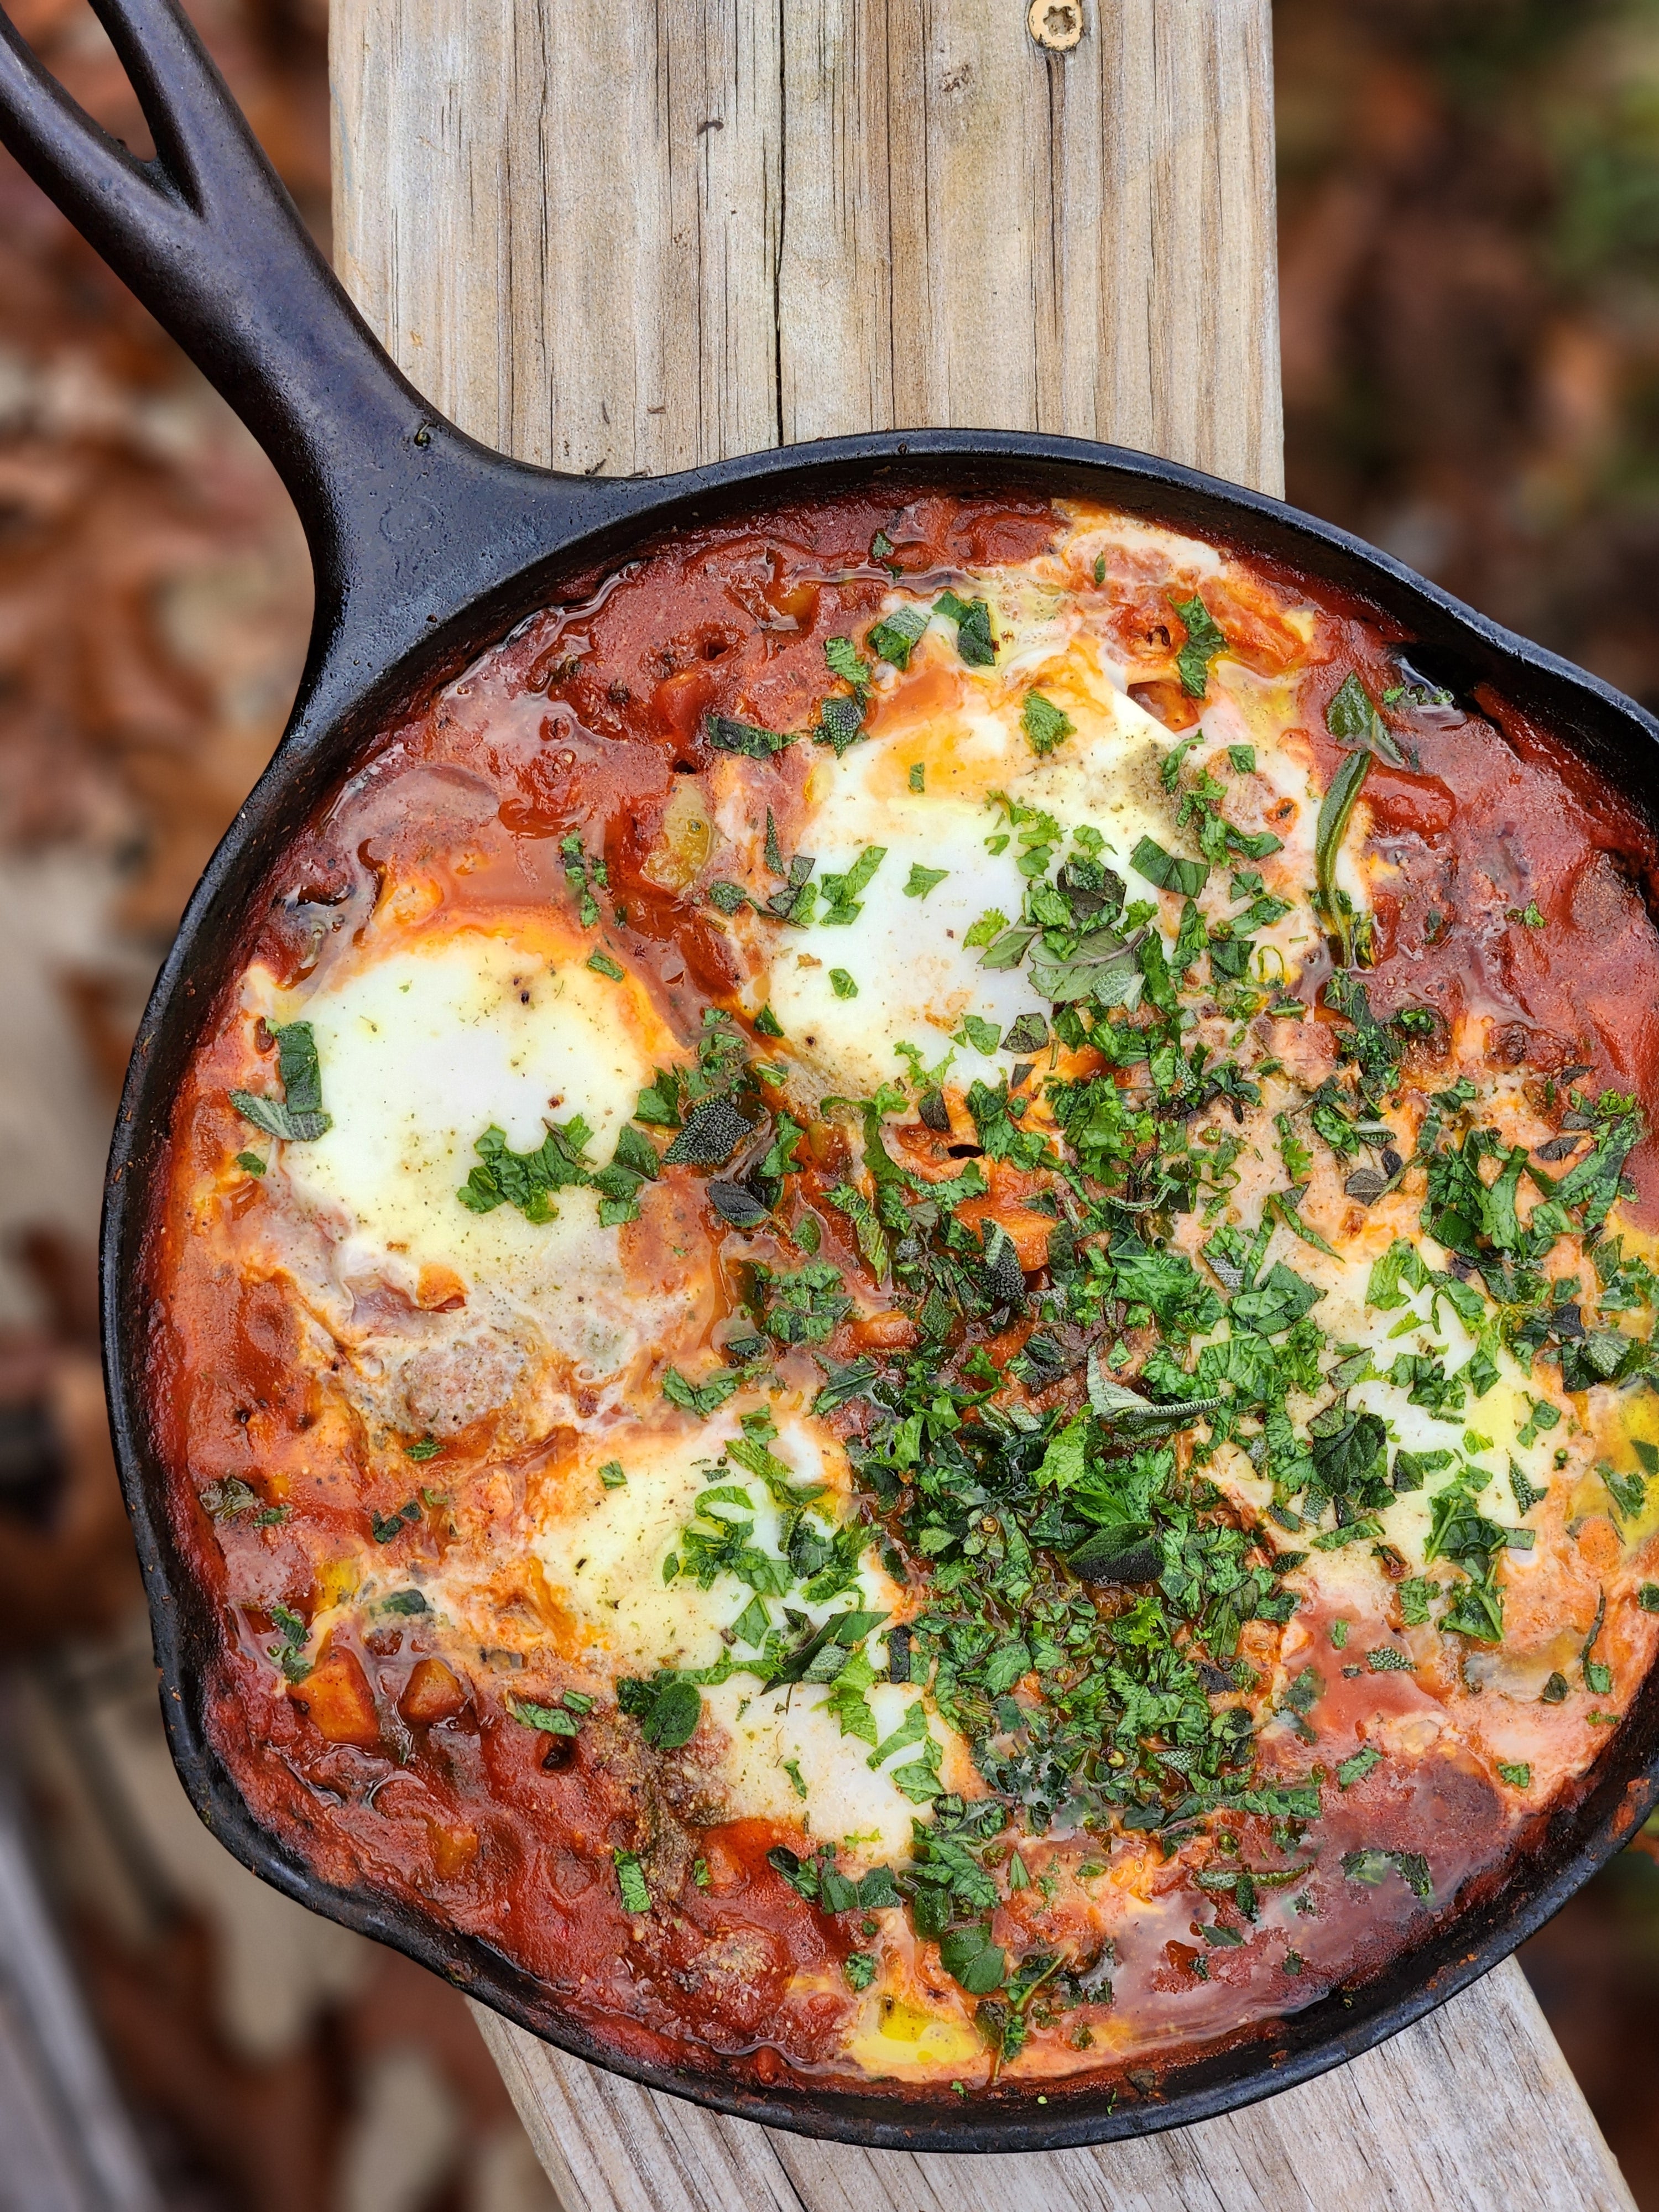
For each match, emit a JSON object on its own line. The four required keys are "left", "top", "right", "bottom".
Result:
{"left": 330, "top": 0, "right": 1282, "bottom": 492}
{"left": 327, "top": 2, "right": 1630, "bottom": 2204}
{"left": 468, "top": 1961, "right": 1629, "bottom": 2212}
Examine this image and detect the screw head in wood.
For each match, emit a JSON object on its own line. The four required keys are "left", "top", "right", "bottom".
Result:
{"left": 1028, "top": 0, "right": 1083, "bottom": 52}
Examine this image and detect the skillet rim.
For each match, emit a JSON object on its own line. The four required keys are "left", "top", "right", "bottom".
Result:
{"left": 101, "top": 427, "right": 1659, "bottom": 2151}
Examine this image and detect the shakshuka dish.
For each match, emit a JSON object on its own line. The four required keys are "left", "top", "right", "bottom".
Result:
{"left": 151, "top": 488, "right": 1659, "bottom": 2098}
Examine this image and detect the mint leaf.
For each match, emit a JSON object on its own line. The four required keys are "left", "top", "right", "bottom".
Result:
{"left": 1021, "top": 691, "right": 1074, "bottom": 757}
{"left": 935, "top": 591, "right": 996, "bottom": 667}
{"left": 825, "top": 635, "right": 867, "bottom": 685}
{"left": 230, "top": 1020, "right": 332, "bottom": 1141}
{"left": 705, "top": 714, "right": 795, "bottom": 758}
{"left": 1172, "top": 593, "right": 1226, "bottom": 697}
{"left": 868, "top": 604, "right": 930, "bottom": 669}
{"left": 1129, "top": 836, "right": 1208, "bottom": 898}
{"left": 614, "top": 1853, "right": 650, "bottom": 1913}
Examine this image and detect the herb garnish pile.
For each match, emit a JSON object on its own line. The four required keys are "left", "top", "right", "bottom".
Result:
{"left": 392, "top": 591, "right": 1658, "bottom": 2049}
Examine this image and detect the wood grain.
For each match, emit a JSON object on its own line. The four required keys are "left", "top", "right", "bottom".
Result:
{"left": 330, "top": 1, "right": 1627, "bottom": 2203}
{"left": 331, "top": 0, "right": 1282, "bottom": 492}
{"left": 468, "top": 1959, "right": 1631, "bottom": 2212}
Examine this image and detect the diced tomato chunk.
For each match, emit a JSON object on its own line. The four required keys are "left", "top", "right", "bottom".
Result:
{"left": 293, "top": 1649, "right": 381, "bottom": 1748}
{"left": 400, "top": 1657, "right": 467, "bottom": 1725}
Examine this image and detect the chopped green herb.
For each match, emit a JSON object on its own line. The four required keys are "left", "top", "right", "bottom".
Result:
{"left": 1172, "top": 594, "right": 1227, "bottom": 698}
{"left": 661, "top": 1365, "right": 741, "bottom": 1417}
{"left": 1021, "top": 691, "right": 1075, "bottom": 757}
{"left": 229, "top": 1021, "right": 332, "bottom": 1142}
{"left": 935, "top": 590, "right": 997, "bottom": 667}
{"left": 818, "top": 844, "right": 887, "bottom": 925}
{"left": 506, "top": 1695, "right": 583, "bottom": 1738}
{"left": 825, "top": 635, "right": 867, "bottom": 686}
{"left": 705, "top": 714, "right": 795, "bottom": 758}
{"left": 868, "top": 604, "right": 931, "bottom": 670}
{"left": 1314, "top": 748, "right": 1372, "bottom": 967}
{"left": 614, "top": 1853, "right": 651, "bottom": 1914}
{"left": 617, "top": 1673, "right": 702, "bottom": 1748}
{"left": 1129, "top": 835, "right": 1208, "bottom": 898}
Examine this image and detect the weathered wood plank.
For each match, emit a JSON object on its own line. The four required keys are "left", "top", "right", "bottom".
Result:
{"left": 331, "top": 1, "right": 783, "bottom": 477}
{"left": 331, "top": 0, "right": 1282, "bottom": 491}
{"left": 468, "top": 1959, "right": 1630, "bottom": 2212}
{"left": 332, "top": 3, "right": 1626, "bottom": 2204}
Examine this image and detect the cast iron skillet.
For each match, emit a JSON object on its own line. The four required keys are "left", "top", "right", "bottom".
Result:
{"left": 5, "top": 0, "right": 1659, "bottom": 2155}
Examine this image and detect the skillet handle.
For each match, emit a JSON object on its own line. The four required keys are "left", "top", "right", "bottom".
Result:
{"left": 0, "top": 0, "right": 620, "bottom": 712}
